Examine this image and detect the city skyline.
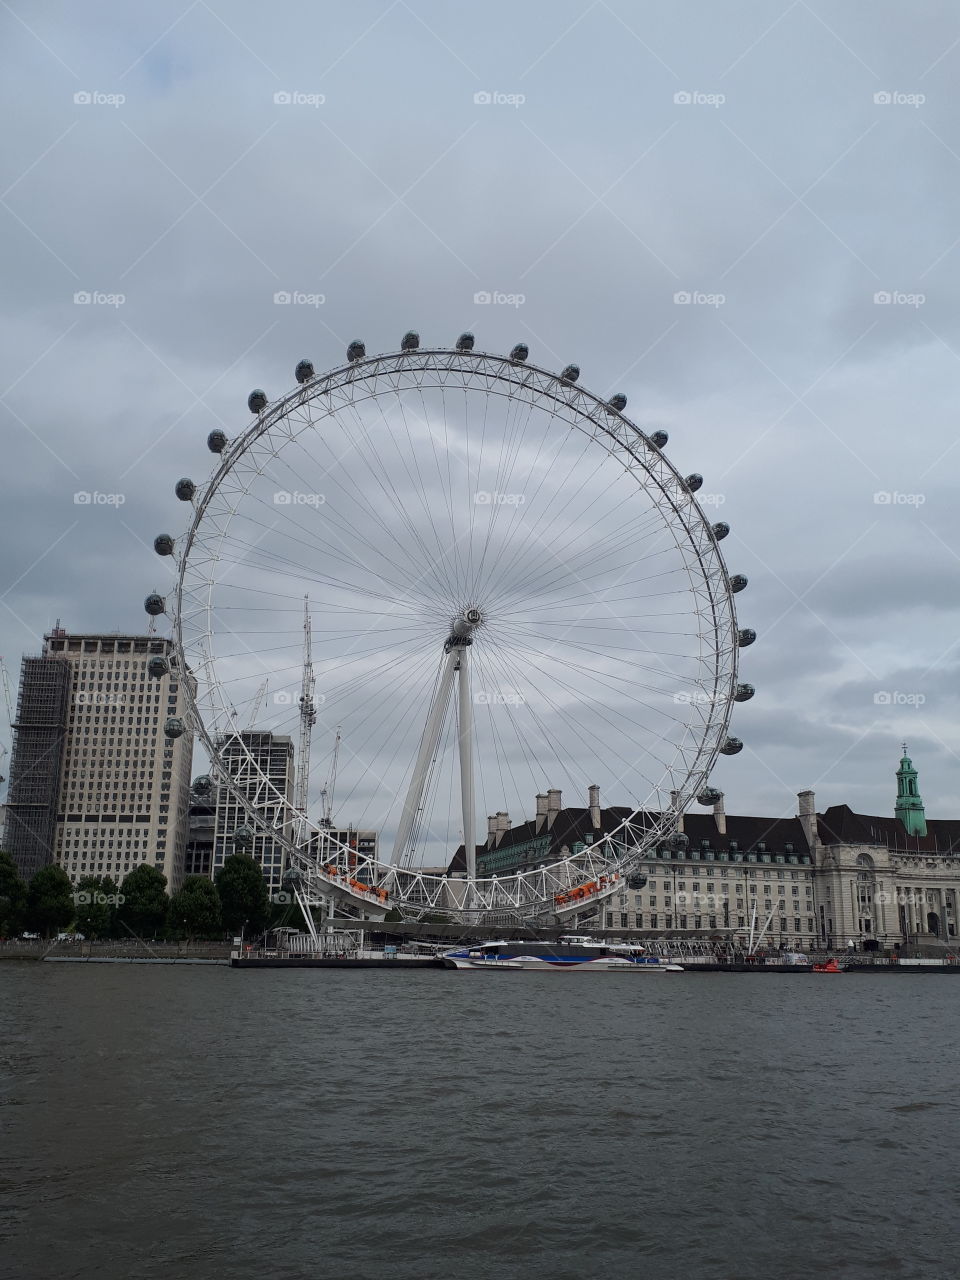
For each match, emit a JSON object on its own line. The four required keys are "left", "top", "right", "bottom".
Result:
{"left": 3, "top": 620, "right": 954, "bottom": 955}
{"left": 0, "top": 619, "right": 952, "bottom": 849}
{"left": 0, "top": 619, "right": 952, "bottom": 852}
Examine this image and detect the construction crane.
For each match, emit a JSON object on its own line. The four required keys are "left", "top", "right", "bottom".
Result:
{"left": 293, "top": 597, "right": 316, "bottom": 848}
{"left": 319, "top": 727, "right": 342, "bottom": 828}
{"left": 0, "top": 657, "right": 13, "bottom": 723}
{"left": 0, "top": 657, "right": 13, "bottom": 784}
{"left": 246, "top": 678, "right": 269, "bottom": 729}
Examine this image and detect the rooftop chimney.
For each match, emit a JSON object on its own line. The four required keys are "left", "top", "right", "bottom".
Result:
{"left": 486, "top": 814, "right": 497, "bottom": 848}
{"left": 494, "top": 811, "right": 511, "bottom": 845}
{"left": 797, "top": 789, "right": 817, "bottom": 855}
{"left": 535, "top": 793, "right": 548, "bottom": 832}
{"left": 546, "top": 788, "right": 562, "bottom": 829}
{"left": 713, "top": 791, "right": 726, "bottom": 836}
{"left": 588, "top": 783, "right": 601, "bottom": 831}
{"left": 670, "top": 790, "right": 684, "bottom": 834}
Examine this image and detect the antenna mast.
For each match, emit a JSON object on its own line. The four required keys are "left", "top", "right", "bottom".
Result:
{"left": 294, "top": 597, "right": 316, "bottom": 846}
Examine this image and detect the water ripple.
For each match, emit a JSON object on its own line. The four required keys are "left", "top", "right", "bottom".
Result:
{"left": 1, "top": 967, "right": 957, "bottom": 1280}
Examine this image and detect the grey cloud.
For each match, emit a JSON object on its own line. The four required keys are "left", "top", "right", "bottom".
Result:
{"left": 2, "top": 0, "right": 960, "bottom": 846}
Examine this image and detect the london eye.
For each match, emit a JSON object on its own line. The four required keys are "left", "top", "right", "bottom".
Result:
{"left": 147, "top": 334, "right": 754, "bottom": 924}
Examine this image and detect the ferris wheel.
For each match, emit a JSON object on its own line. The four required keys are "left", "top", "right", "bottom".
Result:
{"left": 146, "top": 334, "right": 755, "bottom": 924}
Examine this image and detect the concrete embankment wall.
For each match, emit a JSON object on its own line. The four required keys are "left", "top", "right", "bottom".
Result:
{"left": 0, "top": 942, "right": 233, "bottom": 962}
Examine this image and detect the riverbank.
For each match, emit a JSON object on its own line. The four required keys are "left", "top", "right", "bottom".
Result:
{"left": 6, "top": 939, "right": 958, "bottom": 971}
{"left": 0, "top": 940, "right": 232, "bottom": 961}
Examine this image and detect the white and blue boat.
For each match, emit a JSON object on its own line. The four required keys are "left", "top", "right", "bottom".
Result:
{"left": 441, "top": 935, "right": 683, "bottom": 971}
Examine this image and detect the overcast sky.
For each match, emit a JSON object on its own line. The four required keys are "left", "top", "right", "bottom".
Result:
{"left": 2, "top": 0, "right": 959, "bottom": 836}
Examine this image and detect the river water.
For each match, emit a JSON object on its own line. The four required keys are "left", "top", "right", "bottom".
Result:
{"left": 1, "top": 964, "right": 957, "bottom": 1280}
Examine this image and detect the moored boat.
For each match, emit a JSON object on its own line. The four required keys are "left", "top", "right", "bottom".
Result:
{"left": 441, "top": 936, "right": 684, "bottom": 971}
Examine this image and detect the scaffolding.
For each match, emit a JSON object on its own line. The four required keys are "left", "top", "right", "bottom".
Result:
{"left": 3, "top": 655, "right": 71, "bottom": 879}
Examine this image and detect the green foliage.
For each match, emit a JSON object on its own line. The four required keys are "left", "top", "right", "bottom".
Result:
{"left": 170, "top": 875, "right": 222, "bottom": 939}
{"left": 74, "top": 874, "right": 121, "bottom": 939}
{"left": 118, "top": 864, "right": 169, "bottom": 938}
{"left": 26, "top": 863, "right": 75, "bottom": 936}
{"left": 215, "top": 853, "right": 270, "bottom": 933}
{"left": 0, "top": 850, "right": 28, "bottom": 937}
{"left": 268, "top": 885, "right": 317, "bottom": 930}
{"left": 269, "top": 895, "right": 298, "bottom": 927}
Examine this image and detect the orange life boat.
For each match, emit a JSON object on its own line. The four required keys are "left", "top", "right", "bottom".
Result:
{"left": 812, "top": 957, "right": 844, "bottom": 972}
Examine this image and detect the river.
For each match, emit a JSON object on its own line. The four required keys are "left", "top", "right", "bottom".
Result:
{"left": 1, "top": 964, "right": 956, "bottom": 1279}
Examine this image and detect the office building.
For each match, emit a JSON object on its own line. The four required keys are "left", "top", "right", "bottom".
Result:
{"left": 184, "top": 786, "right": 216, "bottom": 878}
{"left": 211, "top": 731, "right": 294, "bottom": 897}
{"left": 3, "top": 628, "right": 194, "bottom": 890}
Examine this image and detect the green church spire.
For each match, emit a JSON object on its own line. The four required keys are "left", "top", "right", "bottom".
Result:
{"left": 895, "top": 745, "right": 927, "bottom": 836}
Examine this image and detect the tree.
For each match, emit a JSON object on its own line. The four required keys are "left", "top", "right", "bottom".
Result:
{"left": 268, "top": 883, "right": 311, "bottom": 929}
{"left": 74, "top": 875, "right": 121, "bottom": 939}
{"left": 216, "top": 854, "right": 270, "bottom": 933}
{"left": 26, "top": 864, "right": 75, "bottom": 937}
{"left": 0, "top": 850, "right": 28, "bottom": 937}
{"left": 170, "top": 876, "right": 222, "bottom": 939}
{"left": 118, "top": 864, "right": 169, "bottom": 938}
